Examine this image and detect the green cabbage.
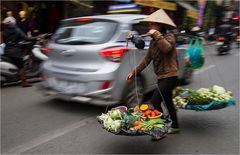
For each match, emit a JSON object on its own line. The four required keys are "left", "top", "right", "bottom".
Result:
{"left": 109, "top": 109, "right": 123, "bottom": 120}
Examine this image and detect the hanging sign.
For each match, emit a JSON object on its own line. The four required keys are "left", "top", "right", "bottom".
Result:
{"left": 134, "top": 0, "right": 177, "bottom": 11}
{"left": 187, "top": 10, "right": 198, "bottom": 19}
{"left": 197, "top": 0, "right": 207, "bottom": 27}
{"left": 107, "top": 3, "right": 140, "bottom": 13}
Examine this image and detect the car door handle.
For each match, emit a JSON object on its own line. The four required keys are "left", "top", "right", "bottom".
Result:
{"left": 61, "top": 49, "right": 76, "bottom": 56}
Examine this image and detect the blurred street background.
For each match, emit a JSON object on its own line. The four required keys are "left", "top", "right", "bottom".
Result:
{"left": 1, "top": 0, "right": 239, "bottom": 34}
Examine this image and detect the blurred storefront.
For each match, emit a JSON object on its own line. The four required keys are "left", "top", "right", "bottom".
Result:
{"left": 1, "top": 1, "right": 65, "bottom": 33}
{"left": 2, "top": 0, "right": 232, "bottom": 34}
{"left": 1, "top": 1, "right": 94, "bottom": 33}
{"left": 1, "top": 0, "right": 197, "bottom": 33}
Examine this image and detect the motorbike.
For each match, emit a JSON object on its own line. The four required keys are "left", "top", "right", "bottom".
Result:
{"left": 233, "top": 26, "right": 240, "bottom": 48}
{"left": 235, "top": 35, "right": 240, "bottom": 48}
{"left": 207, "top": 28, "right": 216, "bottom": 42}
{"left": 0, "top": 34, "right": 51, "bottom": 86}
{"left": 215, "top": 35, "right": 232, "bottom": 55}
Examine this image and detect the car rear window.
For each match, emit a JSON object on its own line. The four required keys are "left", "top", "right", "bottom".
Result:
{"left": 52, "top": 19, "right": 118, "bottom": 45}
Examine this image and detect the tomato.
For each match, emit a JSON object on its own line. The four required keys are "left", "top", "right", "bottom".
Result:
{"left": 134, "top": 121, "right": 139, "bottom": 127}
{"left": 151, "top": 112, "right": 156, "bottom": 117}
{"left": 145, "top": 110, "right": 151, "bottom": 116}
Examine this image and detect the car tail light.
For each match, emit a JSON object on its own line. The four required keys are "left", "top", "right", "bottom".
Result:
{"left": 75, "top": 18, "right": 93, "bottom": 22}
{"left": 232, "top": 15, "right": 240, "bottom": 19}
{"left": 100, "top": 81, "right": 112, "bottom": 90}
{"left": 100, "top": 47, "right": 129, "bottom": 62}
{"left": 216, "top": 37, "right": 225, "bottom": 41}
{"left": 41, "top": 48, "right": 52, "bottom": 55}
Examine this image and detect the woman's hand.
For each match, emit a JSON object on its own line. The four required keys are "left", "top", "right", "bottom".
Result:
{"left": 185, "top": 56, "right": 191, "bottom": 65}
{"left": 126, "top": 71, "right": 135, "bottom": 81}
{"left": 147, "top": 29, "right": 157, "bottom": 35}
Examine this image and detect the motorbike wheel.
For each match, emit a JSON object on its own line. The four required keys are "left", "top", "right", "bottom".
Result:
{"left": 122, "top": 76, "right": 145, "bottom": 108}
{"left": 217, "top": 46, "right": 229, "bottom": 55}
{"left": 0, "top": 75, "right": 6, "bottom": 86}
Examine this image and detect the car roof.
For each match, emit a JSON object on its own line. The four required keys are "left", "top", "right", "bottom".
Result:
{"left": 62, "top": 14, "right": 148, "bottom": 24}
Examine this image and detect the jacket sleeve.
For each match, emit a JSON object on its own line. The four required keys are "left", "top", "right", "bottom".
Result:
{"left": 133, "top": 50, "right": 152, "bottom": 75}
{"left": 152, "top": 31, "right": 175, "bottom": 53}
{"left": 16, "top": 26, "right": 36, "bottom": 41}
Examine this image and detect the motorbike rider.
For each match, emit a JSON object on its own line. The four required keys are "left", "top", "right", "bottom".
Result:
{"left": 2, "top": 17, "right": 39, "bottom": 87}
{"left": 216, "top": 18, "right": 233, "bottom": 45}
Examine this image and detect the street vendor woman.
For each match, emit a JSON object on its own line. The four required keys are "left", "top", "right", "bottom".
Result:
{"left": 126, "top": 9, "right": 180, "bottom": 138}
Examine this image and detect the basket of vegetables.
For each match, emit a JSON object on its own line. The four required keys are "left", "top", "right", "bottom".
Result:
{"left": 97, "top": 104, "right": 172, "bottom": 137}
{"left": 173, "top": 85, "right": 236, "bottom": 111}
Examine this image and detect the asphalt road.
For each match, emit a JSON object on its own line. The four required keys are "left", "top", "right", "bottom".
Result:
{"left": 1, "top": 45, "right": 239, "bottom": 154}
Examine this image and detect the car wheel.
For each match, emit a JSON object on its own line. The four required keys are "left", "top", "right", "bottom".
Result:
{"left": 122, "top": 76, "right": 144, "bottom": 108}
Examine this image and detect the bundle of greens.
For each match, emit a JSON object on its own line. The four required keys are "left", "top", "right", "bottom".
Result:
{"left": 140, "top": 118, "right": 165, "bottom": 131}
{"left": 122, "top": 108, "right": 141, "bottom": 129}
{"left": 173, "top": 85, "right": 233, "bottom": 108}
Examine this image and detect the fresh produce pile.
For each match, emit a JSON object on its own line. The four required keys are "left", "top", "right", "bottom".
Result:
{"left": 173, "top": 85, "right": 236, "bottom": 111}
{"left": 97, "top": 104, "right": 171, "bottom": 136}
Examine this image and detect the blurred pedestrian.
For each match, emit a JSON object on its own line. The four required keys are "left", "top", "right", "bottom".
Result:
{"left": 126, "top": 9, "right": 180, "bottom": 140}
{"left": 18, "top": 11, "right": 31, "bottom": 36}
{"left": 190, "top": 26, "right": 201, "bottom": 37}
{"left": 2, "top": 17, "right": 38, "bottom": 87}
{"left": 6, "top": 11, "right": 16, "bottom": 19}
{"left": 29, "top": 13, "right": 39, "bottom": 37}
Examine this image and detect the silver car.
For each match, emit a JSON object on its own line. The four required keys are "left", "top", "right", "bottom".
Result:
{"left": 38, "top": 14, "right": 193, "bottom": 106}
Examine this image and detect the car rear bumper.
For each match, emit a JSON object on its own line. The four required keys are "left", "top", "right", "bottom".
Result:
{"left": 42, "top": 60, "right": 120, "bottom": 92}
{"left": 36, "top": 83, "right": 119, "bottom": 106}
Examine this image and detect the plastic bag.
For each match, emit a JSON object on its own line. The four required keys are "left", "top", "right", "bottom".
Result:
{"left": 186, "top": 37, "right": 205, "bottom": 69}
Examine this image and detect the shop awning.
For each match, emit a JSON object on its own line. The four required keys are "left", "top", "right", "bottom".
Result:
{"left": 134, "top": 0, "right": 177, "bottom": 11}
{"left": 177, "top": 2, "right": 197, "bottom": 11}
{"left": 177, "top": 2, "right": 198, "bottom": 19}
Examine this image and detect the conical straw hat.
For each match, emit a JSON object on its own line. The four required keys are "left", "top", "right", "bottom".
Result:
{"left": 141, "top": 9, "right": 176, "bottom": 28}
